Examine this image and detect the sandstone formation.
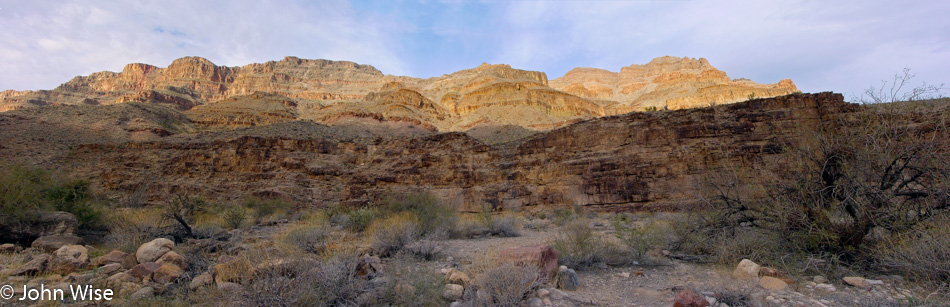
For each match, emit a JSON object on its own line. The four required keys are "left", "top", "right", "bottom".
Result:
{"left": 1, "top": 56, "right": 797, "bottom": 131}
{"left": 5, "top": 92, "right": 854, "bottom": 213}
{"left": 550, "top": 56, "right": 797, "bottom": 111}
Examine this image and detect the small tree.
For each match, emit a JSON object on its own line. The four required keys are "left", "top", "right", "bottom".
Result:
{"left": 857, "top": 68, "right": 945, "bottom": 104}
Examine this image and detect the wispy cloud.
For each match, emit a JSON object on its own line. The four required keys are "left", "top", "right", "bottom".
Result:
{"left": 0, "top": 0, "right": 947, "bottom": 99}
{"left": 0, "top": 0, "right": 409, "bottom": 90}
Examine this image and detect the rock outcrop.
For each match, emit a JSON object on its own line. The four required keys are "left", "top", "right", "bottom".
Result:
{"left": 53, "top": 92, "right": 856, "bottom": 212}
{"left": 1, "top": 56, "right": 797, "bottom": 131}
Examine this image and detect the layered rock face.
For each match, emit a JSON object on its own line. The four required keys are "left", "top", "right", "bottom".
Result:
{"left": 2, "top": 56, "right": 796, "bottom": 131}
{"left": 550, "top": 56, "right": 798, "bottom": 111}
{"left": 57, "top": 92, "right": 853, "bottom": 212}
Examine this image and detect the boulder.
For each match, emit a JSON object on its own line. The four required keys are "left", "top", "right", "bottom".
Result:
{"left": 1, "top": 211, "right": 78, "bottom": 243}
{"left": 733, "top": 259, "right": 760, "bottom": 279}
{"left": 843, "top": 276, "right": 869, "bottom": 288}
{"left": 54, "top": 245, "right": 89, "bottom": 266}
{"left": 152, "top": 265, "right": 183, "bottom": 283}
{"left": 31, "top": 235, "right": 82, "bottom": 252}
{"left": 94, "top": 250, "right": 130, "bottom": 267}
{"left": 447, "top": 270, "right": 472, "bottom": 286}
{"left": 156, "top": 251, "right": 186, "bottom": 269}
{"left": 557, "top": 267, "right": 579, "bottom": 291}
{"left": 136, "top": 238, "right": 174, "bottom": 263}
{"left": 759, "top": 276, "right": 788, "bottom": 290}
{"left": 443, "top": 284, "right": 464, "bottom": 301}
{"left": 217, "top": 281, "right": 241, "bottom": 294}
{"left": 759, "top": 267, "right": 794, "bottom": 284}
{"left": 100, "top": 263, "right": 122, "bottom": 275}
{"left": 129, "top": 262, "right": 162, "bottom": 280}
{"left": 11, "top": 254, "right": 51, "bottom": 276}
{"left": 106, "top": 272, "right": 139, "bottom": 285}
{"left": 1, "top": 243, "right": 21, "bottom": 253}
{"left": 673, "top": 289, "right": 709, "bottom": 307}
{"left": 130, "top": 287, "right": 154, "bottom": 300}
{"left": 189, "top": 273, "right": 214, "bottom": 290}
{"left": 498, "top": 245, "right": 559, "bottom": 279}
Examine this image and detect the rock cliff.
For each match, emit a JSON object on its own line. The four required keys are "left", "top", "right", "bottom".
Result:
{"left": 2, "top": 56, "right": 797, "bottom": 131}
{"left": 32, "top": 92, "right": 855, "bottom": 212}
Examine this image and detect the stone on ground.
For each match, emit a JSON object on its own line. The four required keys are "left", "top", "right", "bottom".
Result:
{"left": 498, "top": 245, "right": 559, "bottom": 279}
{"left": 136, "top": 238, "right": 174, "bottom": 263}
{"left": 443, "top": 284, "right": 464, "bottom": 301}
{"left": 733, "top": 259, "right": 760, "bottom": 279}
{"left": 759, "top": 276, "right": 789, "bottom": 290}
{"left": 673, "top": 289, "right": 710, "bottom": 307}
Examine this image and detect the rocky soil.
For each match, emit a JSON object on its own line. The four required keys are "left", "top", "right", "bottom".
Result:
{"left": 0, "top": 213, "right": 932, "bottom": 306}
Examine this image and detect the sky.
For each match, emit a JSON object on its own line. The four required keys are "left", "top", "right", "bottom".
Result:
{"left": 0, "top": 0, "right": 947, "bottom": 101}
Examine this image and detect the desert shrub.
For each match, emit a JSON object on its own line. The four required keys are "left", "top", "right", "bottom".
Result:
{"left": 681, "top": 95, "right": 950, "bottom": 283}
{"left": 369, "top": 213, "right": 419, "bottom": 257}
{"left": 873, "top": 216, "right": 950, "bottom": 284}
{"left": 612, "top": 218, "right": 667, "bottom": 264}
{"left": 162, "top": 194, "right": 213, "bottom": 241}
{"left": 242, "top": 196, "right": 291, "bottom": 224}
{"left": 192, "top": 224, "right": 229, "bottom": 240}
{"left": 404, "top": 229, "right": 447, "bottom": 260}
{"left": 375, "top": 256, "right": 446, "bottom": 306}
{"left": 552, "top": 208, "right": 575, "bottom": 226}
{"left": 220, "top": 204, "right": 248, "bottom": 229}
{"left": 381, "top": 191, "right": 457, "bottom": 236}
{"left": 486, "top": 215, "right": 521, "bottom": 237}
{"left": 295, "top": 250, "right": 369, "bottom": 306}
{"left": 474, "top": 204, "right": 521, "bottom": 237}
{"left": 712, "top": 287, "right": 752, "bottom": 307}
{"left": 345, "top": 206, "right": 377, "bottom": 233}
{"left": 103, "top": 208, "right": 165, "bottom": 253}
{"left": 468, "top": 263, "right": 540, "bottom": 307}
{"left": 0, "top": 165, "right": 106, "bottom": 232}
{"left": 284, "top": 224, "right": 332, "bottom": 255}
{"left": 551, "top": 219, "right": 615, "bottom": 268}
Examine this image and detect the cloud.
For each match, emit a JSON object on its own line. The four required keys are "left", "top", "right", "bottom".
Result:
{"left": 1, "top": 0, "right": 947, "bottom": 99}
{"left": 491, "top": 0, "right": 950, "bottom": 97}
{"left": 0, "top": 0, "right": 409, "bottom": 90}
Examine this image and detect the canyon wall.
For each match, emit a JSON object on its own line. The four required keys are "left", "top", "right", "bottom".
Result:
{"left": 62, "top": 92, "right": 852, "bottom": 212}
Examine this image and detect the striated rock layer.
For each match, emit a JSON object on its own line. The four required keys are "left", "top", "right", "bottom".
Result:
{"left": 2, "top": 56, "right": 797, "bottom": 130}
{"left": 45, "top": 92, "right": 855, "bottom": 212}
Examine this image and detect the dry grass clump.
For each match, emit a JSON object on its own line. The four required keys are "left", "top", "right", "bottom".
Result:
{"left": 611, "top": 214, "right": 671, "bottom": 264}
{"left": 550, "top": 219, "right": 621, "bottom": 268}
{"left": 369, "top": 212, "right": 419, "bottom": 257}
{"left": 380, "top": 191, "right": 458, "bottom": 236}
{"left": 466, "top": 263, "right": 541, "bottom": 307}
{"left": 282, "top": 223, "right": 333, "bottom": 255}
{"left": 373, "top": 256, "right": 446, "bottom": 306}
{"left": 103, "top": 207, "right": 166, "bottom": 253}
{"left": 873, "top": 216, "right": 950, "bottom": 285}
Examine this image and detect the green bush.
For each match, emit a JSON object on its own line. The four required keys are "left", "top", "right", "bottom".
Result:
{"left": 375, "top": 256, "right": 446, "bottom": 306}
{"left": 612, "top": 218, "right": 666, "bottom": 264}
{"left": 0, "top": 165, "right": 105, "bottom": 231}
{"left": 345, "top": 206, "right": 377, "bottom": 233}
{"left": 551, "top": 219, "right": 616, "bottom": 268}
{"left": 284, "top": 224, "right": 332, "bottom": 255}
{"left": 242, "top": 197, "right": 291, "bottom": 224}
{"left": 381, "top": 191, "right": 457, "bottom": 236}
{"left": 370, "top": 213, "right": 419, "bottom": 257}
{"left": 220, "top": 205, "right": 248, "bottom": 229}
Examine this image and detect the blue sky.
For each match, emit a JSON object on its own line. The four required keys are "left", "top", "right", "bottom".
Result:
{"left": 1, "top": 0, "right": 947, "bottom": 100}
